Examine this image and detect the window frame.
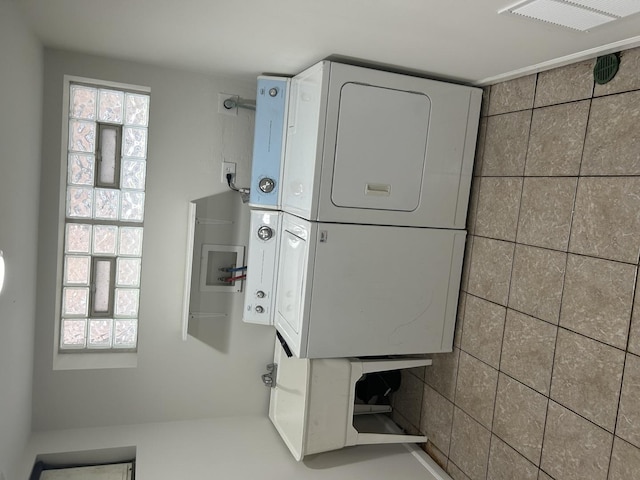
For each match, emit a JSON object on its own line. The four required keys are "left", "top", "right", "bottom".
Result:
{"left": 53, "top": 75, "right": 150, "bottom": 370}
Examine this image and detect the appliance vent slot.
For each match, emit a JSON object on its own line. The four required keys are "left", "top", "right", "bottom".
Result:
{"left": 499, "top": 0, "right": 631, "bottom": 31}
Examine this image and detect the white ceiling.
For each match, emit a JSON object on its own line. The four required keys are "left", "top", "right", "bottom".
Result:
{"left": 15, "top": 0, "right": 640, "bottom": 84}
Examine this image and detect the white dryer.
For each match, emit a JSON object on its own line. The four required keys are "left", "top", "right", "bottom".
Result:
{"left": 282, "top": 61, "right": 482, "bottom": 228}
{"left": 274, "top": 212, "right": 466, "bottom": 358}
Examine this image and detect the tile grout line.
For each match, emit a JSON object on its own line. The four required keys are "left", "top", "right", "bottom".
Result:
{"left": 488, "top": 74, "right": 537, "bottom": 480}
{"left": 539, "top": 78, "right": 595, "bottom": 474}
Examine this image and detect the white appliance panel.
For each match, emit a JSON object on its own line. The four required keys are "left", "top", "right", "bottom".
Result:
{"left": 243, "top": 210, "right": 282, "bottom": 325}
{"left": 282, "top": 62, "right": 326, "bottom": 219}
{"left": 274, "top": 213, "right": 465, "bottom": 358}
{"left": 281, "top": 61, "right": 482, "bottom": 228}
{"left": 331, "top": 83, "right": 430, "bottom": 211}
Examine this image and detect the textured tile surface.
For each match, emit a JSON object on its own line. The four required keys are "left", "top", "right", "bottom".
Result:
{"left": 508, "top": 244, "right": 566, "bottom": 325}
{"left": 461, "top": 294, "right": 506, "bottom": 368}
{"left": 516, "top": 177, "right": 577, "bottom": 251}
{"left": 594, "top": 47, "right": 640, "bottom": 97}
{"left": 425, "top": 349, "right": 460, "bottom": 402}
{"left": 541, "top": 401, "right": 612, "bottom": 480}
{"left": 525, "top": 101, "right": 589, "bottom": 176}
{"left": 420, "top": 384, "right": 454, "bottom": 455}
{"left": 538, "top": 472, "right": 553, "bottom": 480}
{"left": 447, "top": 461, "right": 472, "bottom": 480}
{"left": 487, "top": 435, "right": 538, "bottom": 480}
{"left": 424, "top": 440, "right": 448, "bottom": 470}
{"left": 475, "top": 177, "right": 522, "bottom": 241}
{"left": 489, "top": 74, "right": 537, "bottom": 115}
{"left": 482, "top": 110, "right": 531, "bottom": 176}
{"left": 534, "top": 60, "right": 594, "bottom": 107}
{"left": 559, "top": 254, "right": 635, "bottom": 349}
{"left": 450, "top": 408, "right": 491, "bottom": 480}
{"left": 581, "top": 90, "right": 640, "bottom": 175}
{"left": 455, "top": 351, "right": 498, "bottom": 429}
{"left": 500, "top": 309, "right": 557, "bottom": 395}
{"left": 629, "top": 281, "right": 640, "bottom": 356}
{"left": 493, "top": 374, "right": 547, "bottom": 465}
{"left": 570, "top": 176, "right": 640, "bottom": 264}
{"left": 467, "top": 236, "right": 515, "bottom": 306}
{"left": 608, "top": 436, "right": 640, "bottom": 480}
{"left": 616, "top": 353, "right": 640, "bottom": 448}
{"left": 550, "top": 329, "right": 624, "bottom": 431}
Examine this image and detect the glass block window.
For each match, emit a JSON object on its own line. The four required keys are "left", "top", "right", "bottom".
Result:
{"left": 60, "top": 82, "right": 149, "bottom": 352}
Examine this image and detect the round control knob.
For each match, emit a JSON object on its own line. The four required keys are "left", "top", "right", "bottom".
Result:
{"left": 257, "top": 226, "right": 273, "bottom": 241}
{"left": 269, "top": 87, "right": 278, "bottom": 97}
{"left": 256, "top": 290, "right": 266, "bottom": 298}
{"left": 258, "top": 177, "right": 275, "bottom": 193}
{"left": 255, "top": 306, "right": 265, "bottom": 313}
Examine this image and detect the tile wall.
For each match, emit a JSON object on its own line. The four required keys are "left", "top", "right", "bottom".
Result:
{"left": 390, "top": 46, "right": 640, "bottom": 480}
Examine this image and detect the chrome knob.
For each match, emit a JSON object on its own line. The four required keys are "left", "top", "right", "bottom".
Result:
{"left": 257, "top": 226, "right": 273, "bottom": 241}
{"left": 269, "top": 87, "right": 279, "bottom": 97}
{"left": 259, "top": 177, "right": 275, "bottom": 193}
{"left": 255, "top": 306, "right": 264, "bottom": 313}
{"left": 256, "top": 290, "right": 266, "bottom": 298}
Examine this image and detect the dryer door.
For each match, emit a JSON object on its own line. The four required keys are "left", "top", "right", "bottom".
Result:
{"left": 331, "top": 82, "right": 431, "bottom": 212}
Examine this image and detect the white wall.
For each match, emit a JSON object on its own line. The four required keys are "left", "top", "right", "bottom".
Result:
{"left": 20, "top": 417, "right": 439, "bottom": 480}
{"left": 32, "top": 49, "right": 276, "bottom": 431}
{"left": 0, "top": 0, "right": 43, "bottom": 478}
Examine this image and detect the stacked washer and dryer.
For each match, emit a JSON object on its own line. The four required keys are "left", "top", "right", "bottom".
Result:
{"left": 244, "top": 61, "right": 482, "bottom": 360}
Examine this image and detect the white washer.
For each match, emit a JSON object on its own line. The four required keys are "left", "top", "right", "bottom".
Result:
{"left": 274, "top": 212, "right": 466, "bottom": 358}
{"left": 282, "top": 61, "right": 482, "bottom": 228}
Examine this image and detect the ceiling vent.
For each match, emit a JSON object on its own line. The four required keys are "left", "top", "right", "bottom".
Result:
{"left": 500, "top": 0, "right": 640, "bottom": 31}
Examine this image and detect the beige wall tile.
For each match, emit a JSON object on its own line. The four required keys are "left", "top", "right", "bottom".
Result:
{"left": 538, "top": 472, "right": 553, "bottom": 480}
{"left": 425, "top": 348, "right": 460, "bottom": 402}
{"left": 475, "top": 177, "right": 522, "bottom": 242}
{"left": 390, "top": 370, "right": 423, "bottom": 429}
{"left": 482, "top": 110, "right": 531, "bottom": 176}
{"left": 487, "top": 435, "right": 538, "bottom": 480}
{"left": 424, "top": 440, "right": 448, "bottom": 470}
{"left": 594, "top": 47, "right": 640, "bottom": 96}
{"left": 420, "top": 384, "right": 454, "bottom": 455}
{"left": 524, "top": 101, "right": 589, "bottom": 176}
{"left": 550, "top": 329, "right": 624, "bottom": 431}
{"left": 493, "top": 374, "right": 547, "bottom": 465}
{"left": 541, "top": 401, "right": 612, "bottom": 480}
{"left": 455, "top": 351, "right": 499, "bottom": 429}
{"left": 447, "top": 460, "right": 472, "bottom": 480}
{"left": 461, "top": 295, "right": 506, "bottom": 368}
{"left": 508, "top": 245, "right": 567, "bottom": 325}
{"left": 488, "top": 74, "right": 537, "bottom": 115}
{"left": 450, "top": 407, "right": 492, "bottom": 480}
{"left": 467, "top": 236, "right": 515, "bottom": 306}
{"left": 616, "top": 353, "right": 640, "bottom": 448}
{"left": 516, "top": 177, "right": 577, "bottom": 252}
{"left": 534, "top": 60, "right": 594, "bottom": 107}
{"left": 559, "top": 254, "right": 635, "bottom": 349}
{"left": 608, "top": 436, "right": 640, "bottom": 480}
{"left": 500, "top": 310, "right": 557, "bottom": 395}
{"left": 570, "top": 177, "right": 640, "bottom": 264}
{"left": 582, "top": 90, "right": 640, "bottom": 175}
{"left": 629, "top": 279, "right": 640, "bottom": 356}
